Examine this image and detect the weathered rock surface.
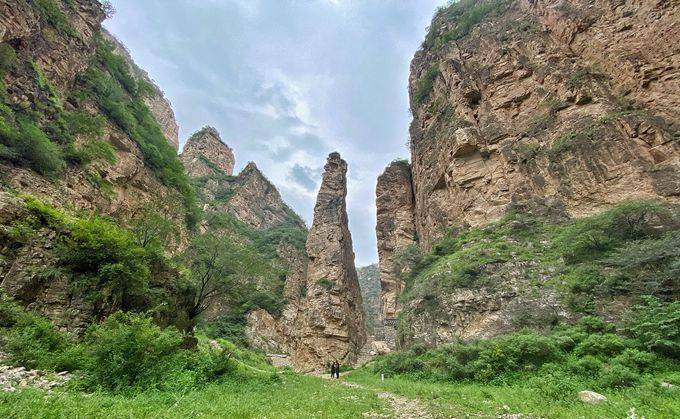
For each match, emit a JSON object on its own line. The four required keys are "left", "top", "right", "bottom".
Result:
{"left": 180, "top": 127, "right": 235, "bottom": 177}
{"left": 409, "top": 0, "right": 679, "bottom": 247}
{"left": 378, "top": 0, "right": 680, "bottom": 348}
{"left": 357, "top": 264, "right": 382, "bottom": 336}
{"left": 0, "top": 353, "right": 70, "bottom": 393}
{"left": 0, "top": 0, "right": 192, "bottom": 332}
{"left": 292, "top": 153, "right": 366, "bottom": 371}
{"left": 375, "top": 160, "right": 416, "bottom": 325}
{"left": 578, "top": 390, "right": 607, "bottom": 404}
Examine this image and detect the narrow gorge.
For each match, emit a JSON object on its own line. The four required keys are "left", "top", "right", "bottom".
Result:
{"left": 0, "top": 1, "right": 678, "bottom": 417}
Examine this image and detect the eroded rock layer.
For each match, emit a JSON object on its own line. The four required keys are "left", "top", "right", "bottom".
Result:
{"left": 180, "top": 127, "right": 235, "bottom": 177}
{"left": 292, "top": 153, "right": 366, "bottom": 371}
{"left": 409, "top": 0, "right": 679, "bottom": 247}
{"left": 377, "top": 0, "right": 680, "bottom": 348}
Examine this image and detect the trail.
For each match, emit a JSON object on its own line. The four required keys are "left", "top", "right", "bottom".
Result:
{"left": 313, "top": 372, "right": 435, "bottom": 419}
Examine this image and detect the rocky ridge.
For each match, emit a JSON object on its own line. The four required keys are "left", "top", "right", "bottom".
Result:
{"left": 376, "top": 0, "right": 680, "bottom": 348}
{"left": 180, "top": 127, "right": 235, "bottom": 177}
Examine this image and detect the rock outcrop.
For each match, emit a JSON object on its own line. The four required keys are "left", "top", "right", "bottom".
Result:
{"left": 0, "top": 0, "right": 192, "bottom": 332}
{"left": 292, "top": 153, "right": 366, "bottom": 371}
{"left": 408, "top": 0, "right": 679, "bottom": 247}
{"left": 180, "top": 127, "right": 235, "bottom": 177}
{"left": 375, "top": 161, "right": 417, "bottom": 319}
{"left": 377, "top": 0, "right": 680, "bottom": 348}
{"left": 103, "top": 30, "right": 180, "bottom": 150}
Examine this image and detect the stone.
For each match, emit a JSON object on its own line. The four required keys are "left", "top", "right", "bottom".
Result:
{"left": 375, "top": 160, "right": 416, "bottom": 349}
{"left": 578, "top": 390, "right": 607, "bottom": 404}
{"left": 291, "top": 153, "right": 366, "bottom": 371}
{"left": 181, "top": 127, "right": 236, "bottom": 177}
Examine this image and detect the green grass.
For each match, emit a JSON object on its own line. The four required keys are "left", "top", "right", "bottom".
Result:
{"left": 0, "top": 374, "right": 387, "bottom": 418}
{"left": 346, "top": 369, "right": 680, "bottom": 419}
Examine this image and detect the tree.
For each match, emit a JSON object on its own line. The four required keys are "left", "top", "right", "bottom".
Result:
{"left": 129, "top": 203, "right": 177, "bottom": 250}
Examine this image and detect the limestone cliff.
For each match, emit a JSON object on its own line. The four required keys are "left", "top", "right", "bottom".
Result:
{"left": 0, "top": 0, "right": 192, "bottom": 332}
{"left": 180, "top": 127, "right": 235, "bottom": 177}
{"left": 181, "top": 127, "right": 309, "bottom": 358}
{"left": 378, "top": 0, "right": 680, "bottom": 348}
{"left": 103, "top": 30, "right": 180, "bottom": 150}
{"left": 292, "top": 152, "right": 366, "bottom": 371}
{"left": 409, "top": 0, "right": 678, "bottom": 247}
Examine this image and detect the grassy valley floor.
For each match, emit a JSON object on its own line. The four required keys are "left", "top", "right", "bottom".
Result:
{"left": 345, "top": 369, "right": 679, "bottom": 419}
{"left": 0, "top": 373, "right": 387, "bottom": 419}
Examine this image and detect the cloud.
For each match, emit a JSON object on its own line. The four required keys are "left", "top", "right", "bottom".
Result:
{"left": 105, "top": 0, "right": 442, "bottom": 265}
{"left": 289, "top": 164, "right": 320, "bottom": 192}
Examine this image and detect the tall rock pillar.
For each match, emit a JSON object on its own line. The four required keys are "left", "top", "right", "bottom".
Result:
{"left": 292, "top": 152, "right": 366, "bottom": 371}
{"left": 375, "top": 160, "right": 417, "bottom": 348}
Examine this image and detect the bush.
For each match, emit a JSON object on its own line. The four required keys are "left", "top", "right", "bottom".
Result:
{"left": 624, "top": 297, "right": 680, "bottom": 359}
{"left": 574, "top": 333, "right": 628, "bottom": 358}
{"left": 81, "top": 312, "right": 184, "bottom": 392}
{"left": 598, "top": 364, "right": 640, "bottom": 388}
{"left": 7, "top": 119, "right": 65, "bottom": 175}
{"left": 413, "top": 65, "right": 439, "bottom": 106}
{"left": 0, "top": 294, "right": 83, "bottom": 372}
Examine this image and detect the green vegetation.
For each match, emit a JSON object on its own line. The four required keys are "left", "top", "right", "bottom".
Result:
{"left": 357, "top": 299, "right": 680, "bottom": 417}
{"left": 423, "top": 0, "right": 511, "bottom": 49}
{"left": 347, "top": 368, "right": 679, "bottom": 418}
{"left": 32, "top": 0, "right": 77, "bottom": 38}
{"left": 0, "top": 42, "right": 115, "bottom": 177}
{"left": 395, "top": 201, "right": 679, "bottom": 323}
{"left": 80, "top": 36, "right": 199, "bottom": 225}
{"left": 413, "top": 65, "right": 439, "bottom": 106}
{"left": 0, "top": 296, "right": 386, "bottom": 417}
{"left": 0, "top": 374, "right": 386, "bottom": 418}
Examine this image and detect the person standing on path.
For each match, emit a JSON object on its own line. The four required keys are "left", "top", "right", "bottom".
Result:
{"left": 330, "top": 361, "right": 336, "bottom": 379}
{"left": 333, "top": 361, "right": 340, "bottom": 379}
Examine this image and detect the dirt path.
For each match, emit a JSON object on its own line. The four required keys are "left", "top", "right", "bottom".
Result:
{"left": 341, "top": 380, "right": 435, "bottom": 419}
{"left": 312, "top": 372, "right": 434, "bottom": 419}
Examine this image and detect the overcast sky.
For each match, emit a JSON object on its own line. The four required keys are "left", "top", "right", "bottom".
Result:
{"left": 105, "top": 0, "right": 443, "bottom": 266}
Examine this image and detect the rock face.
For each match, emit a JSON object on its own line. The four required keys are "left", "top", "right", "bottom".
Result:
{"left": 377, "top": 0, "right": 680, "bottom": 348}
{"left": 408, "top": 0, "right": 679, "bottom": 247}
{"left": 375, "top": 160, "right": 417, "bottom": 348}
{"left": 0, "top": 0, "right": 193, "bottom": 332}
{"left": 292, "top": 153, "right": 366, "bottom": 371}
{"left": 375, "top": 161, "right": 417, "bottom": 318}
{"left": 103, "top": 30, "right": 180, "bottom": 150}
{"left": 180, "top": 127, "right": 235, "bottom": 177}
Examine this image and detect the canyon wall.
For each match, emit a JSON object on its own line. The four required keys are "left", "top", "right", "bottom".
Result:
{"left": 377, "top": 0, "right": 680, "bottom": 348}
{"left": 0, "top": 0, "right": 192, "bottom": 332}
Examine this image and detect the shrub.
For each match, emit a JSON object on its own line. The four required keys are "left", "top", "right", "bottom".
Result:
{"left": 0, "top": 294, "right": 83, "bottom": 372}
{"left": 33, "top": 0, "right": 77, "bottom": 37}
{"left": 624, "top": 296, "right": 680, "bottom": 359}
{"left": 598, "top": 364, "right": 640, "bottom": 388}
{"left": 82, "top": 312, "right": 185, "bottom": 391}
{"left": 574, "top": 333, "right": 628, "bottom": 358}
{"left": 11, "top": 120, "right": 65, "bottom": 175}
{"left": 611, "top": 348, "right": 656, "bottom": 372}
{"left": 413, "top": 65, "right": 439, "bottom": 106}
{"left": 0, "top": 43, "right": 18, "bottom": 74}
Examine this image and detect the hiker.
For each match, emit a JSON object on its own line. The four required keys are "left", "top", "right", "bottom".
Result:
{"left": 333, "top": 360, "right": 340, "bottom": 379}
{"left": 330, "top": 361, "right": 336, "bottom": 379}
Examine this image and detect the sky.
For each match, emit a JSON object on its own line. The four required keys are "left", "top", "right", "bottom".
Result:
{"left": 104, "top": 0, "right": 444, "bottom": 266}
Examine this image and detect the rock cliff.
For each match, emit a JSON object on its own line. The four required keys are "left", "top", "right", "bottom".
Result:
{"left": 377, "top": 0, "right": 680, "bottom": 348}
{"left": 103, "top": 30, "right": 180, "bottom": 150}
{"left": 292, "top": 152, "right": 366, "bottom": 370}
{"left": 0, "top": 0, "right": 192, "bottom": 332}
{"left": 180, "top": 127, "right": 235, "bottom": 177}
